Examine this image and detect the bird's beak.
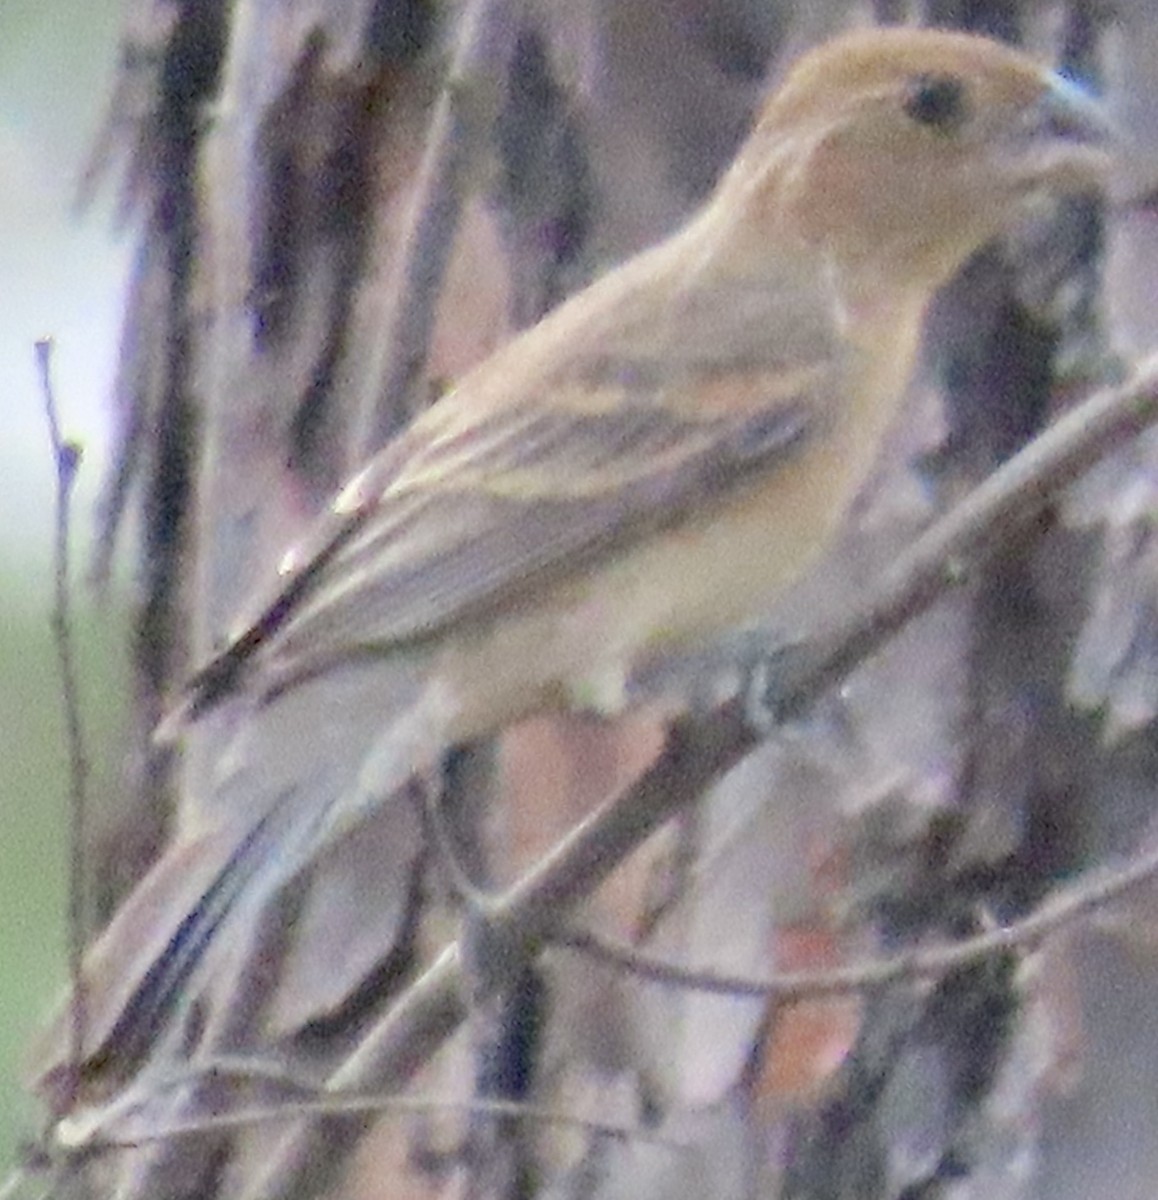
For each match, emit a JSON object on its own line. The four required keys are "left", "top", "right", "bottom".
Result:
{"left": 1016, "top": 72, "right": 1115, "bottom": 189}
{"left": 1039, "top": 74, "right": 1114, "bottom": 146}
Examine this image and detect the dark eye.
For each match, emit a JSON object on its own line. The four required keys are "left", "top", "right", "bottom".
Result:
{"left": 903, "top": 74, "right": 968, "bottom": 132}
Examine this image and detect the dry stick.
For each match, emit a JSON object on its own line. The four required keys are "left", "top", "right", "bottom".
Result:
{"left": 72, "top": 832, "right": 1158, "bottom": 1161}
{"left": 241, "top": 352, "right": 1158, "bottom": 1200}
{"left": 239, "top": 712, "right": 760, "bottom": 1200}
{"left": 557, "top": 837, "right": 1158, "bottom": 1001}
{"left": 35, "top": 338, "right": 89, "bottom": 1116}
{"left": 85, "top": 1095, "right": 655, "bottom": 1150}
{"left": 72, "top": 1071, "right": 670, "bottom": 1153}
{"left": 353, "top": 0, "right": 522, "bottom": 460}
{"left": 774, "top": 363, "right": 1158, "bottom": 721}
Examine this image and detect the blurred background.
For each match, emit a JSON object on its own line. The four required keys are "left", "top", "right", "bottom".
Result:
{"left": 0, "top": 0, "right": 129, "bottom": 1164}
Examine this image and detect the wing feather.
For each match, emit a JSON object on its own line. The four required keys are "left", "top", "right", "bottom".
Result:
{"left": 175, "top": 271, "right": 843, "bottom": 722}
{"left": 288, "top": 390, "right": 817, "bottom": 635}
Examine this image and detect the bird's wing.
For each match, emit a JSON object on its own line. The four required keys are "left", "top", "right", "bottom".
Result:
{"left": 178, "top": 342, "right": 839, "bottom": 720}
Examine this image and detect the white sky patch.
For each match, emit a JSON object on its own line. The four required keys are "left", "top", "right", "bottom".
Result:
{"left": 0, "top": 5, "right": 131, "bottom": 574}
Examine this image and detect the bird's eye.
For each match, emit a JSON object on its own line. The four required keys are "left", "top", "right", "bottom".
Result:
{"left": 903, "top": 74, "right": 968, "bottom": 132}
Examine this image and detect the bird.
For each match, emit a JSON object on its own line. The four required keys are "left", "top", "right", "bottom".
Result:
{"left": 169, "top": 29, "right": 1111, "bottom": 746}
{"left": 42, "top": 24, "right": 1111, "bottom": 1129}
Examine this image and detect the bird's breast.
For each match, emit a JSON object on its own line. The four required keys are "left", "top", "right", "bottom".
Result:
{"left": 432, "top": 338, "right": 917, "bottom": 739}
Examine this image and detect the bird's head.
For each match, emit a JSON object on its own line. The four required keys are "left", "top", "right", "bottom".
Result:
{"left": 719, "top": 27, "right": 1113, "bottom": 310}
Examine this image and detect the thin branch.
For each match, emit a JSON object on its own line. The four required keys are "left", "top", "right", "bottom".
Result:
{"left": 233, "top": 352, "right": 1158, "bottom": 1200}
{"left": 768, "top": 354, "right": 1158, "bottom": 723}
{"left": 65, "top": 833, "right": 1158, "bottom": 1169}
{"left": 63, "top": 1068, "right": 672, "bottom": 1155}
{"left": 556, "top": 837, "right": 1158, "bottom": 1000}
{"left": 35, "top": 338, "right": 89, "bottom": 1116}
{"left": 353, "top": 0, "right": 522, "bottom": 458}
{"left": 82, "top": 1098, "right": 652, "bottom": 1151}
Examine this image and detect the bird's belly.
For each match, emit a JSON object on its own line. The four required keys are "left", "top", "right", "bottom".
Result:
{"left": 433, "top": 424, "right": 876, "bottom": 740}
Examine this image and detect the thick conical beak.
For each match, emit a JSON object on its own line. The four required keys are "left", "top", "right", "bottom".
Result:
{"left": 1018, "top": 73, "right": 1115, "bottom": 189}
{"left": 1038, "top": 74, "right": 1114, "bottom": 147}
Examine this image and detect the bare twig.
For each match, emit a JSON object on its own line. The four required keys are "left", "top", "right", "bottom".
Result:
{"left": 231, "top": 705, "right": 757, "bottom": 1200}
{"left": 35, "top": 338, "right": 89, "bottom": 1115}
{"left": 60, "top": 831, "right": 1158, "bottom": 1176}
{"left": 556, "top": 837, "right": 1158, "bottom": 1000}
{"left": 80, "top": 1097, "right": 656, "bottom": 1151}
{"left": 61, "top": 1060, "right": 671, "bottom": 1154}
{"left": 231, "top": 352, "right": 1158, "bottom": 1200}
{"left": 354, "top": 0, "right": 522, "bottom": 458}
{"left": 769, "top": 354, "right": 1158, "bottom": 722}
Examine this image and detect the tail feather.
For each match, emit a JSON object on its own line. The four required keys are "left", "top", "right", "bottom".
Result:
{"left": 38, "top": 656, "right": 442, "bottom": 1118}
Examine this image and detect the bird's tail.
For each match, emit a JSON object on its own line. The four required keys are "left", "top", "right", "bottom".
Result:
{"left": 36, "top": 655, "right": 446, "bottom": 1131}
